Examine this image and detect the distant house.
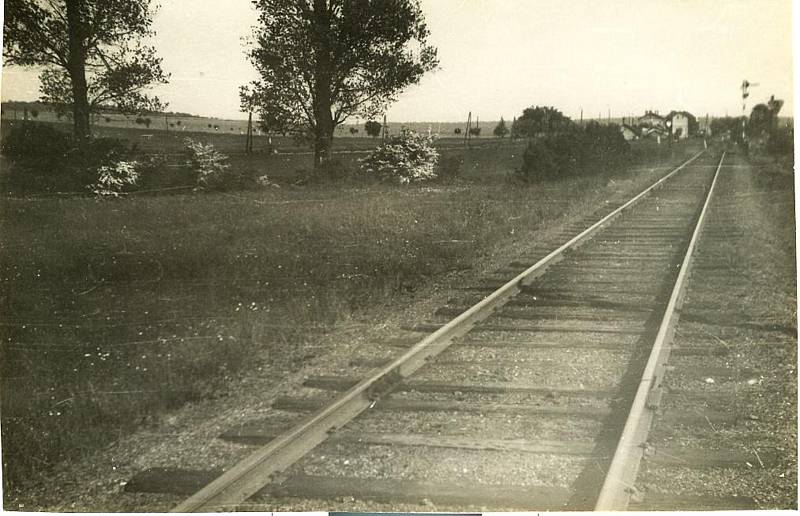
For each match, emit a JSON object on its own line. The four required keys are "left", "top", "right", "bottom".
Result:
{"left": 666, "top": 111, "right": 694, "bottom": 139}
{"left": 637, "top": 111, "right": 667, "bottom": 132}
{"left": 640, "top": 126, "right": 668, "bottom": 139}
{"left": 620, "top": 124, "right": 639, "bottom": 141}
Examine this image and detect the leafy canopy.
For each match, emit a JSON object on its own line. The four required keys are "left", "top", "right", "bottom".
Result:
{"left": 493, "top": 117, "right": 509, "bottom": 138}
{"left": 3, "top": 0, "right": 168, "bottom": 115}
{"left": 243, "top": 0, "right": 438, "bottom": 136}
{"left": 511, "top": 106, "right": 570, "bottom": 138}
{"left": 364, "top": 120, "right": 382, "bottom": 137}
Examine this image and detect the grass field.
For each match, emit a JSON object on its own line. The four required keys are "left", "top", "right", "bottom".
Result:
{"left": 0, "top": 118, "right": 529, "bottom": 190}
{"left": 0, "top": 129, "right": 697, "bottom": 495}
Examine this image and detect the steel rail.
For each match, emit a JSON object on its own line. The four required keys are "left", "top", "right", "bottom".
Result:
{"left": 594, "top": 151, "right": 726, "bottom": 511}
{"left": 171, "top": 150, "right": 706, "bottom": 512}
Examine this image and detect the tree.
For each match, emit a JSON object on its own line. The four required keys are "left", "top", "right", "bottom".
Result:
{"left": 511, "top": 106, "right": 569, "bottom": 138}
{"left": 3, "top": 0, "right": 168, "bottom": 143}
{"left": 468, "top": 127, "right": 481, "bottom": 136}
{"left": 493, "top": 117, "right": 508, "bottom": 138}
{"left": 244, "top": 0, "right": 438, "bottom": 169}
{"left": 749, "top": 96, "right": 783, "bottom": 137}
{"left": 364, "top": 120, "right": 382, "bottom": 138}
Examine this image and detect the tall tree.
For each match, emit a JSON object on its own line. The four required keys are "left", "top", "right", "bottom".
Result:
{"left": 3, "top": 0, "right": 168, "bottom": 143}
{"left": 493, "top": 117, "right": 508, "bottom": 138}
{"left": 244, "top": 0, "right": 438, "bottom": 168}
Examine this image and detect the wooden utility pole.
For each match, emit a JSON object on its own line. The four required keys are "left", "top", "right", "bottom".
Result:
{"left": 245, "top": 111, "right": 254, "bottom": 154}
{"left": 382, "top": 114, "right": 388, "bottom": 143}
{"left": 464, "top": 111, "right": 472, "bottom": 147}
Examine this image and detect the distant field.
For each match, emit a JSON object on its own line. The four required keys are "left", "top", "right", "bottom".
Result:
{"left": 0, "top": 118, "right": 527, "bottom": 185}
{"left": 0, "top": 105, "right": 505, "bottom": 144}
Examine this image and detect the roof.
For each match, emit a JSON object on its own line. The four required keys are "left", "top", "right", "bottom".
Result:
{"left": 639, "top": 111, "right": 665, "bottom": 121}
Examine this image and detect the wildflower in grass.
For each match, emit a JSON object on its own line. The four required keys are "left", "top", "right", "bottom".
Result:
{"left": 88, "top": 160, "right": 140, "bottom": 197}
{"left": 360, "top": 130, "right": 439, "bottom": 184}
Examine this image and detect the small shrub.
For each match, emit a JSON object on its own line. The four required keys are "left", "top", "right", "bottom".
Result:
{"left": 88, "top": 160, "right": 140, "bottom": 197}
{"left": 360, "top": 131, "right": 439, "bottom": 184}
{"left": 184, "top": 138, "right": 239, "bottom": 190}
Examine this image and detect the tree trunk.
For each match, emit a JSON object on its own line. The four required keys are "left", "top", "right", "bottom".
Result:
{"left": 66, "top": 0, "right": 91, "bottom": 144}
{"left": 312, "top": 0, "right": 335, "bottom": 169}
{"left": 312, "top": 118, "right": 334, "bottom": 167}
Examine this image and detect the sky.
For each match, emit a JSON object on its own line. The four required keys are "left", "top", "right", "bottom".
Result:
{"left": 0, "top": 0, "right": 795, "bottom": 122}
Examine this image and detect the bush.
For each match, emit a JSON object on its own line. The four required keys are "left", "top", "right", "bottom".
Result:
{"left": 584, "top": 122, "right": 629, "bottom": 167}
{"left": 88, "top": 161, "right": 140, "bottom": 197}
{"left": 184, "top": 138, "right": 240, "bottom": 190}
{"left": 360, "top": 131, "right": 439, "bottom": 184}
{"left": 1, "top": 122, "right": 73, "bottom": 164}
{"left": 2, "top": 123, "right": 135, "bottom": 193}
{"left": 516, "top": 139, "right": 559, "bottom": 181}
{"left": 515, "top": 124, "right": 629, "bottom": 183}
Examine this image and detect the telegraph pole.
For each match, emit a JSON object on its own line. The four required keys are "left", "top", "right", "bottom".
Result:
{"left": 464, "top": 111, "right": 472, "bottom": 147}
{"left": 245, "top": 111, "right": 254, "bottom": 154}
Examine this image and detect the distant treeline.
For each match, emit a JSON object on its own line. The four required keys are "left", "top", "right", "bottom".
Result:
{"left": 1, "top": 100, "right": 195, "bottom": 118}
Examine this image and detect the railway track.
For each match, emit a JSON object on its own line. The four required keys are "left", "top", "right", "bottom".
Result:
{"left": 126, "top": 149, "right": 731, "bottom": 511}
